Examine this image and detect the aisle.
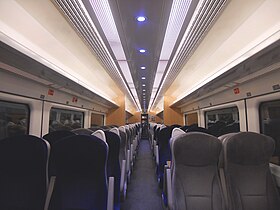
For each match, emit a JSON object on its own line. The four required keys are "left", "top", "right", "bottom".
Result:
{"left": 121, "top": 139, "right": 163, "bottom": 210}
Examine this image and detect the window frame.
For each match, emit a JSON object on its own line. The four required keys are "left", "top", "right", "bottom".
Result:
{"left": 49, "top": 107, "right": 84, "bottom": 132}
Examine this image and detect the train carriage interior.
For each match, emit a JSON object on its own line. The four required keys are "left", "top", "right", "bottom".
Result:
{"left": 0, "top": 0, "right": 280, "bottom": 210}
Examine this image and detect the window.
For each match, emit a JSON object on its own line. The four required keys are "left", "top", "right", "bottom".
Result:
{"left": 185, "top": 112, "right": 198, "bottom": 126}
{"left": 49, "top": 108, "right": 84, "bottom": 132}
{"left": 260, "top": 100, "right": 280, "bottom": 165}
{"left": 90, "top": 113, "right": 104, "bottom": 127}
{"left": 205, "top": 106, "right": 240, "bottom": 137}
{"left": 0, "top": 100, "right": 29, "bottom": 140}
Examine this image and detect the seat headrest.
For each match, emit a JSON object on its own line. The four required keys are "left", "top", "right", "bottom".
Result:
{"left": 173, "top": 132, "right": 222, "bottom": 166}
{"left": 158, "top": 126, "right": 172, "bottom": 138}
{"left": 110, "top": 127, "right": 120, "bottom": 137}
{"left": 43, "top": 130, "right": 76, "bottom": 144}
{"left": 224, "top": 132, "right": 275, "bottom": 165}
{"left": 171, "top": 127, "right": 185, "bottom": 138}
{"left": 72, "top": 128, "right": 93, "bottom": 135}
{"left": 92, "top": 130, "right": 106, "bottom": 142}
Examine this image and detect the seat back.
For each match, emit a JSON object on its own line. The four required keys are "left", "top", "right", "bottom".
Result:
{"left": 43, "top": 130, "right": 76, "bottom": 178}
{"left": 208, "top": 121, "right": 226, "bottom": 137}
{"left": 125, "top": 126, "right": 131, "bottom": 147}
{"left": 157, "top": 126, "right": 173, "bottom": 187}
{"left": 43, "top": 130, "right": 76, "bottom": 145}
{"left": 171, "top": 132, "right": 224, "bottom": 210}
{"left": 89, "top": 126, "right": 101, "bottom": 132}
{"left": 0, "top": 135, "right": 49, "bottom": 210}
{"left": 118, "top": 126, "right": 127, "bottom": 162}
{"left": 49, "top": 134, "right": 108, "bottom": 210}
{"left": 223, "top": 132, "right": 280, "bottom": 210}
{"left": 179, "top": 125, "right": 189, "bottom": 131}
{"left": 72, "top": 128, "right": 93, "bottom": 135}
{"left": 104, "top": 131, "right": 121, "bottom": 210}
{"left": 219, "top": 122, "right": 240, "bottom": 136}
{"left": 170, "top": 128, "right": 186, "bottom": 162}
{"left": 155, "top": 127, "right": 161, "bottom": 142}
{"left": 186, "top": 126, "right": 211, "bottom": 134}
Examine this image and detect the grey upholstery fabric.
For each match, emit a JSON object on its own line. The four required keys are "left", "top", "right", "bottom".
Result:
{"left": 223, "top": 132, "right": 280, "bottom": 210}
{"left": 172, "top": 132, "right": 224, "bottom": 210}
{"left": 119, "top": 130, "right": 127, "bottom": 163}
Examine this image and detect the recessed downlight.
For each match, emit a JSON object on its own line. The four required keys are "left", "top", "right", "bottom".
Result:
{"left": 136, "top": 16, "right": 146, "bottom": 22}
{"left": 142, "top": 77, "right": 146, "bottom": 80}
{"left": 139, "top": 49, "right": 146, "bottom": 53}
{"left": 141, "top": 66, "right": 146, "bottom": 70}
{"left": 142, "top": 84, "right": 146, "bottom": 87}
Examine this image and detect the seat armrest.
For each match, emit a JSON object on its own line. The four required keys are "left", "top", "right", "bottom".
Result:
{"left": 166, "top": 168, "right": 173, "bottom": 210}
{"left": 44, "top": 176, "right": 56, "bottom": 210}
{"left": 162, "top": 164, "right": 171, "bottom": 207}
{"left": 126, "top": 150, "right": 131, "bottom": 182}
{"left": 150, "top": 134, "right": 154, "bottom": 148}
{"left": 153, "top": 140, "right": 157, "bottom": 156}
{"left": 120, "top": 159, "right": 127, "bottom": 200}
{"left": 107, "top": 177, "right": 114, "bottom": 210}
{"left": 130, "top": 144, "right": 134, "bottom": 168}
{"left": 155, "top": 145, "right": 159, "bottom": 166}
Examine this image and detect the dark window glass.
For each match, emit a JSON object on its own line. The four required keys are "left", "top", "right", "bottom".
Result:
{"left": 260, "top": 100, "right": 280, "bottom": 165}
{"left": 205, "top": 106, "right": 240, "bottom": 137}
{"left": 0, "top": 100, "right": 29, "bottom": 140}
{"left": 49, "top": 108, "right": 84, "bottom": 132}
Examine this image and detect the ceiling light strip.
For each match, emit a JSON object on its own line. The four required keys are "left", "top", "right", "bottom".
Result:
{"left": 58, "top": 1, "right": 126, "bottom": 93}
{"left": 166, "top": 0, "right": 225, "bottom": 82}
{"left": 88, "top": 0, "right": 141, "bottom": 109}
{"left": 148, "top": 0, "right": 193, "bottom": 110}
{"left": 55, "top": 0, "right": 139, "bottom": 109}
{"left": 53, "top": 0, "right": 141, "bottom": 111}
{"left": 149, "top": 0, "right": 228, "bottom": 111}
{"left": 55, "top": 1, "right": 113, "bottom": 70}
{"left": 176, "top": 0, "right": 225, "bottom": 65}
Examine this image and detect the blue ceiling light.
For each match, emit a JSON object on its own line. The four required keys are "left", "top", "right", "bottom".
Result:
{"left": 136, "top": 16, "right": 146, "bottom": 22}
{"left": 139, "top": 49, "right": 146, "bottom": 53}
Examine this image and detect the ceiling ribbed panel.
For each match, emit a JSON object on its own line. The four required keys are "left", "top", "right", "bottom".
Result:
{"left": 152, "top": 0, "right": 228, "bottom": 109}
{"left": 53, "top": 0, "right": 135, "bottom": 104}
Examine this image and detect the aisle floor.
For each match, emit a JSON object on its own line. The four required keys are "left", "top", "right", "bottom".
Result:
{"left": 121, "top": 139, "right": 163, "bottom": 210}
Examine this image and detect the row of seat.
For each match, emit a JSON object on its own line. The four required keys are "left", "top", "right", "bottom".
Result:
{"left": 149, "top": 123, "right": 280, "bottom": 210}
{"left": 150, "top": 123, "right": 242, "bottom": 189}
{"left": 0, "top": 123, "right": 141, "bottom": 210}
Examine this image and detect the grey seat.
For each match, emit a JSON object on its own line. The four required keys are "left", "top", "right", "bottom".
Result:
{"left": 118, "top": 127, "right": 128, "bottom": 200}
{"left": 222, "top": 132, "right": 280, "bottom": 210}
{"left": 171, "top": 132, "right": 224, "bottom": 210}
